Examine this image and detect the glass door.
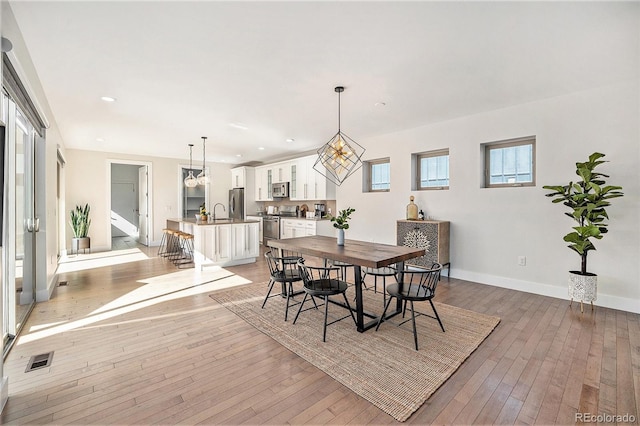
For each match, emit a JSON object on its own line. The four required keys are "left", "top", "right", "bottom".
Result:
{"left": 2, "top": 91, "right": 36, "bottom": 347}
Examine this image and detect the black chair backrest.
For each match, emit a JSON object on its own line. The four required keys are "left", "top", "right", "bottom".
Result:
{"left": 265, "top": 250, "right": 303, "bottom": 279}
{"left": 401, "top": 263, "right": 443, "bottom": 298}
{"left": 297, "top": 259, "right": 342, "bottom": 289}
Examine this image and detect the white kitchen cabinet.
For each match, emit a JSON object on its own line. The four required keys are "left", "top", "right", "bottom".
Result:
{"left": 197, "top": 224, "right": 232, "bottom": 265}
{"left": 280, "top": 219, "right": 334, "bottom": 239}
{"left": 192, "top": 221, "right": 261, "bottom": 268}
{"left": 231, "top": 167, "right": 245, "bottom": 188}
{"left": 246, "top": 215, "right": 263, "bottom": 245}
{"left": 290, "top": 155, "right": 336, "bottom": 201}
{"left": 273, "top": 161, "right": 291, "bottom": 183}
{"left": 255, "top": 166, "right": 273, "bottom": 201}
{"left": 232, "top": 222, "right": 260, "bottom": 259}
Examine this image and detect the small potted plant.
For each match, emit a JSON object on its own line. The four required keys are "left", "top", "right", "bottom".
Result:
{"left": 70, "top": 203, "right": 91, "bottom": 254}
{"left": 330, "top": 207, "right": 355, "bottom": 246}
{"left": 543, "top": 152, "right": 624, "bottom": 312}
{"left": 199, "top": 203, "right": 208, "bottom": 222}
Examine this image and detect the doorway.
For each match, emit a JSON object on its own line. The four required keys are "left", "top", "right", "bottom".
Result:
{"left": 108, "top": 160, "right": 152, "bottom": 251}
{"left": 2, "top": 90, "right": 37, "bottom": 349}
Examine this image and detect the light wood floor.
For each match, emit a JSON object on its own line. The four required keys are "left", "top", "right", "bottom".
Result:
{"left": 2, "top": 246, "right": 638, "bottom": 425}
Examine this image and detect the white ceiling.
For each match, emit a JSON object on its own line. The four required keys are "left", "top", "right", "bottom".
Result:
{"left": 8, "top": 1, "right": 638, "bottom": 165}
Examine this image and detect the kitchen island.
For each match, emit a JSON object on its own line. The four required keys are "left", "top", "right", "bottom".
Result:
{"left": 167, "top": 218, "right": 260, "bottom": 269}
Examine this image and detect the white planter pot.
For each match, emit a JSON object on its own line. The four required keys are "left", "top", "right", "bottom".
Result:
{"left": 568, "top": 271, "right": 597, "bottom": 312}
{"left": 337, "top": 229, "right": 345, "bottom": 246}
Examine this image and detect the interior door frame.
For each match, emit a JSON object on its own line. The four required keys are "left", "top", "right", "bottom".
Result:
{"left": 106, "top": 159, "right": 153, "bottom": 248}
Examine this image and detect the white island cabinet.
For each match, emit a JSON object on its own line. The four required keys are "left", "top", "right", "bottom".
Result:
{"left": 191, "top": 221, "right": 259, "bottom": 269}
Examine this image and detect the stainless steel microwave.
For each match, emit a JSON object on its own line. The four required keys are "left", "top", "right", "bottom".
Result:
{"left": 272, "top": 182, "right": 289, "bottom": 198}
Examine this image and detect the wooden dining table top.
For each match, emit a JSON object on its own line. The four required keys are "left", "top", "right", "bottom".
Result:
{"left": 267, "top": 235, "right": 426, "bottom": 268}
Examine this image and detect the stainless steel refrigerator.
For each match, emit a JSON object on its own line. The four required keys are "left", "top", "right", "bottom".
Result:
{"left": 229, "top": 188, "right": 245, "bottom": 220}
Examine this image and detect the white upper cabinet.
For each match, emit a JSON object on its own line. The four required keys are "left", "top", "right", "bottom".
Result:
{"left": 231, "top": 167, "right": 245, "bottom": 188}
{"left": 290, "top": 155, "right": 336, "bottom": 201}
{"left": 256, "top": 155, "right": 336, "bottom": 201}
{"left": 273, "top": 161, "right": 291, "bottom": 183}
{"left": 255, "top": 166, "right": 273, "bottom": 201}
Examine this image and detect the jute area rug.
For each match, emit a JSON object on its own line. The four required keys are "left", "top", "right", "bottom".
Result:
{"left": 210, "top": 282, "right": 500, "bottom": 422}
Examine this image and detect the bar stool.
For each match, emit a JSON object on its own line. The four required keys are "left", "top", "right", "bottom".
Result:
{"left": 175, "top": 232, "right": 194, "bottom": 268}
{"left": 362, "top": 266, "right": 397, "bottom": 309}
{"left": 163, "top": 230, "right": 181, "bottom": 261}
{"left": 157, "top": 228, "right": 172, "bottom": 257}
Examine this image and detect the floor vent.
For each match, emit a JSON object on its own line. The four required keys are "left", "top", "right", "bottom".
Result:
{"left": 25, "top": 352, "right": 54, "bottom": 372}
{"left": 58, "top": 281, "right": 68, "bottom": 286}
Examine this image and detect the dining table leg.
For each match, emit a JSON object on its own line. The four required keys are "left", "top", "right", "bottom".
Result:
{"left": 354, "top": 265, "right": 365, "bottom": 332}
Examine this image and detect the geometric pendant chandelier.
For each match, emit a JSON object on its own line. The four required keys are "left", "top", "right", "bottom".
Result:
{"left": 184, "top": 143, "right": 198, "bottom": 187}
{"left": 313, "top": 86, "right": 365, "bottom": 186}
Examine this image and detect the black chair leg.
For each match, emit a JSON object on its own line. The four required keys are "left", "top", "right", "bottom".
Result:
{"left": 323, "top": 296, "right": 329, "bottom": 342}
{"left": 284, "top": 281, "right": 294, "bottom": 321}
{"left": 292, "top": 293, "right": 309, "bottom": 324}
{"left": 429, "top": 299, "right": 445, "bottom": 332}
{"left": 410, "top": 300, "right": 419, "bottom": 350}
{"left": 376, "top": 296, "right": 394, "bottom": 331}
{"left": 342, "top": 293, "right": 357, "bottom": 326}
{"left": 261, "top": 279, "right": 276, "bottom": 309}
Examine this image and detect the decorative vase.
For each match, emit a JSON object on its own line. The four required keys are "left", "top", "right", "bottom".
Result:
{"left": 337, "top": 229, "right": 345, "bottom": 246}
{"left": 406, "top": 195, "right": 418, "bottom": 220}
{"left": 568, "top": 271, "right": 597, "bottom": 313}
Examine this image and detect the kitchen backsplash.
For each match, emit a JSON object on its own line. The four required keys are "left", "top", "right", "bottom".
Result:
{"left": 256, "top": 200, "right": 336, "bottom": 216}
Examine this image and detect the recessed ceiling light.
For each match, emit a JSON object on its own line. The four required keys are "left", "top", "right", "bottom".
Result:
{"left": 286, "top": 138, "right": 295, "bottom": 143}
{"left": 229, "top": 122, "right": 248, "bottom": 130}
{"left": 374, "top": 102, "right": 386, "bottom": 107}
{"left": 236, "top": 154, "right": 242, "bottom": 157}
{"left": 96, "top": 138, "right": 105, "bottom": 142}
{"left": 258, "top": 147, "right": 265, "bottom": 150}
{"left": 101, "top": 96, "right": 116, "bottom": 102}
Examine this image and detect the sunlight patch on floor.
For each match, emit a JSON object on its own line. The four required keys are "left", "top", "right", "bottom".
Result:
{"left": 57, "top": 249, "right": 149, "bottom": 273}
{"left": 93, "top": 266, "right": 237, "bottom": 314}
{"left": 20, "top": 271, "right": 253, "bottom": 344}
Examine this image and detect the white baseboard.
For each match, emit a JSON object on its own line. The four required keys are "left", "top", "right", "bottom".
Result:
{"left": 452, "top": 269, "right": 640, "bottom": 314}
{"left": 0, "top": 376, "right": 8, "bottom": 415}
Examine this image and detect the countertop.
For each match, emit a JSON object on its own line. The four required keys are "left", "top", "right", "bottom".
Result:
{"left": 247, "top": 214, "right": 330, "bottom": 222}
{"left": 167, "top": 218, "right": 259, "bottom": 225}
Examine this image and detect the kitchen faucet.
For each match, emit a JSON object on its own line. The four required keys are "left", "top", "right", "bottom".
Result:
{"left": 213, "top": 203, "right": 226, "bottom": 221}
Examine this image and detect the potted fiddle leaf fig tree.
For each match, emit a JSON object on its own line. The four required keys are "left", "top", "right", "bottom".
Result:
{"left": 330, "top": 207, "right": 355, "bottom": 246}
{"left": 543, "top": 152, "right": 624, "bottom": 312}
{"left": 70, "top": 203, "right": 91, "bottom": 254}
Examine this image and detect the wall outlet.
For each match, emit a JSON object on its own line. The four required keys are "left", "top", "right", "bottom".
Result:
{"left": 518, "top": 256, "right": 526, "bottom": 266}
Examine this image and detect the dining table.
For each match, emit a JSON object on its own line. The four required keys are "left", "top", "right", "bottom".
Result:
{"left": 267, "top": 235, "right": 426, "bottom": 332}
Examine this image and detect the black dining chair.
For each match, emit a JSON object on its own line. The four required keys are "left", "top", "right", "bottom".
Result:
{"left": 262, "top": 250, "right": 305, "bottom": 321}
{"left": 361, "top": 265, "right": 397, "bottom": 309}
{"left": 375, "top": 263, "right": 444, "bottom": 350}
{"left": 294, "top": 259, "right": 357, "bottom": 342}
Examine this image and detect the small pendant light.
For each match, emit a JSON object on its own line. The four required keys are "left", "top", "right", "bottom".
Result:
{"left": 197, "top": 136, "right": 210, "bottom": 185}
{"left": 184, "top": 144, "right": 198, "bottom": 187}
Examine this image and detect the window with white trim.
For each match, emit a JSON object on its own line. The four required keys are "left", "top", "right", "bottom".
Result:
{"left": 414, "top": 149, "right": 449, "bottom": 190}
{"left": 483, "top": 137, "right": 535, "bottom": 188}
{"left": 363, "top": 158, "right": 390, "bottom": 192}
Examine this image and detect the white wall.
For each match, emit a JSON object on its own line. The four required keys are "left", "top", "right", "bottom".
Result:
{"left": 336, "top": 81, "right": 639, "bottom": 313}
{"left": 65, "top": 149, "right": 232, "bottom": 252}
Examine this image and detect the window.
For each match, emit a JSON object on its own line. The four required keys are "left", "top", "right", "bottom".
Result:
{"left": 363, "top": 158, "right": 390, "bottom": 192}
{"left": 483, "top": 136, "right": 535, "bottom": 188}
{"left": 414, "top": 149, "right": 449, "bottom": 190}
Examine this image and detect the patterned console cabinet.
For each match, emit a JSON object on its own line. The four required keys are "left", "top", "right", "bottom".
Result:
{"left": 396, "top": 220, "right": 450, "bottom": 275}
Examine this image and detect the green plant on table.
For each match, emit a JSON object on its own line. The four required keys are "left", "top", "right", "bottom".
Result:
{"left": 330, "top": 207, "right": 356, "bottom": 230}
